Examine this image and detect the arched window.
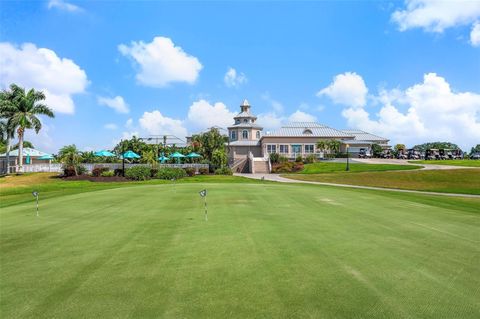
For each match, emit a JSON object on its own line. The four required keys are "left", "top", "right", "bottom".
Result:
{"left": 303, "top": 129, "right": 313, "bottom": 135}
{"left": 256, "top": 131, "right": 260, "bottom": 139}
{"left": 242, "top": 130, "right": 248, "bottom": 139}
{"left": 231, "top": 130, "right": 236, "bottom": 140}
{"left": 243, "top": 119, "right": 248, "bottom": 123}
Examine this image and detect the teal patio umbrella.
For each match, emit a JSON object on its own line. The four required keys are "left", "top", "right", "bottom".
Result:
{"left": 38, "top": 154, "right": 54, "bottom": 160}
{"left": 94, "top": 150, "right": 116, "bottom": 157}
{"left": 158, "top": 154, "right": 170, "bottom": 163}
{"left": 186, "top": 152, "right": 202, "bottom": 163}
{"left": 170, "top": 152, "right": 185, "bottom": 164}
{"left": 122, "top": 150, "right": 141, "bottom": 159}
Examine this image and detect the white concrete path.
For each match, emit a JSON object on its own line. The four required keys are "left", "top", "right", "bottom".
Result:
{"left": 234, "top": 173, "right": 480, "bottom": 198}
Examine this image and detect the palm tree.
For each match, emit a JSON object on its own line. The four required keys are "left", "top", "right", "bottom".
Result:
{"left": 0, "top": 84, "right": 54, "bottom": 171}
{"left": 58, "top": 144, "right": 82, "bottom": 175}
{"left": 0, "top": 92, "right": 18, "bottom": 174}
{"left": 327, "top": 139, "right": 341, "bottom": 155}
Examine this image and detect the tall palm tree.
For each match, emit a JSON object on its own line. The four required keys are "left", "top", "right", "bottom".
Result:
{"left": 0, "top": 84, "right": 54, "bottom": 171}
{"left": 58, "top": 144, "right": 82, "bottom": 175}
{"left": 0, "top": 90, "right": 18, "bottom": 174}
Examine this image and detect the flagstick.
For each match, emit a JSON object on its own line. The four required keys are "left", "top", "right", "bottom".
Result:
{"left": 204, "top": 195, "right": 208, "bottom": 222}
{"left": 36, "top": 194, "right": 39, "bottom": 217}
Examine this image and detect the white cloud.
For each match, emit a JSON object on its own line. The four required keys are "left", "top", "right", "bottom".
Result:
{"left": 186, "top": 99, "right": 236, "bottom": 131}
{"left": 139, "top": 110, "right": 187, "bottom": 138}
{"left": 288, "top": 110, "right": 317, "bottom": 122}
{"left": 104, "top": 123, "right": 118, "bottom": 130}
{"left": 118, "top": 36, "right": 202, "bottom": 87}
{"left": 392, "top": 0, "right": 480, "bottom": 33}
{"left": 471, "top": 22, "right": 480, "bottom": 46}
{"left": 97, "top": 96, "right": 129, "bottom": 113}
{"left": 257, "top": 112, "right": 285, "bottom": 132}
{"left": 125, "top": 118, "right": 133, "bottom": 128}
{"left": 261, "top": 92, "right": 284, "bottom": 113}
{"left": 47, "top": 0, "right": 83, "bottom": 12}
{"left": 0, "top": 42, "right": 88, "bottom": 114}
{"left": 224, "top": 67, "right": 247, "bottom": 87}
{"left": 317, "top": 72, "right": 368, "bottom": 108}
{"left": 337, "top": 72, "right": 480, "bottom": 149}
{"left": 25, "top": 122, "right": 55, "bottom": 152}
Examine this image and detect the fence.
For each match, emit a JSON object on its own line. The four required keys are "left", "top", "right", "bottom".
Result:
{"left": 13, "top": 163, "right": 209, "bottom": 174}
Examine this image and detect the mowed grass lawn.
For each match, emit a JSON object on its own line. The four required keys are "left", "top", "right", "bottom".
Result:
{"left": 286, "top": 169, "right": 480, "bottom": 195}
{"left": 300, "top": 162, "right": 421, "bottom": 174}
{"left": 409, "top": 159, "right": 480, "bottom": 167}
{"left": 1, "top": 181, "right": 479, "bottom": 318}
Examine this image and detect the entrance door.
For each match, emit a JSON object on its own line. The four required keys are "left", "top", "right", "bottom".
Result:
{"left": 292, "top": 145, "right": 301, "bottom": 158}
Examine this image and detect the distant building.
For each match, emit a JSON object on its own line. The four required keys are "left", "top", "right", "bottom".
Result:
{"left": 226, "top": 100, "right": 390, "bottom": 173}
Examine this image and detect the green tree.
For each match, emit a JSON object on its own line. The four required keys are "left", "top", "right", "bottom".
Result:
{"left": 327, "top": 139, "right": 341, "bottom": 155}
{"left": 0, "top": 92, "right": 18, "bottom": 174}
{"left": 212, "top": 148, "right": 227, "bottom": 168}
{"left": 191, "top": 128, "right": 228, "bottom": 164}
{"left": 141, "top": 149, "right": 158, "bottom": 166}
{"left": 316, "top": 140, "right": 327, "bottom": 153}
{"left": 470, "top": 144, "right": 480, "bottom": 156}
{"left": 12, "top": 140, "right": 34, "bottom": 150}
{"left": 113, "top": 136, "right": 148, "bottom": 157}
{"left": 393, "top": 144, "right": 406, "bottom": 157}
{"left": 0, "top": 84, "right": 54, "bottom": 171}
{"left": 58, "top": 144, "right": 83, "bottom": 175}
{"left": 371, "top": 144, "right": 383, "bottom": 158}
{"left": 412, "top": 142, "right": 460, "bottom": 152}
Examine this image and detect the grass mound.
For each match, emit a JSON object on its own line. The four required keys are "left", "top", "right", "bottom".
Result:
{"left": 299, "top": 162, "right": 420, "bottom": 174}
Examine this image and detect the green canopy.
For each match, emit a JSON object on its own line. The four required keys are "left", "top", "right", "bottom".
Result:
{"left": 169, "top": 152, "right": 185, "bottom": 164}
{"left": 94, "top": 150, "right": 116, "bottom": 157}
{"left": 122, "top": 150, "right": 141, "bottom": 159}
{"left": 38, "top": 154, "right": 54, "bottom": 160}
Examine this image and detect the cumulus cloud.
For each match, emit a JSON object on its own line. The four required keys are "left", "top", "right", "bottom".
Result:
{"left": 317, "top": 72, "right": 368, "bottom": 108}
{"left": 261, "top": 92, "right": 284, "bottom": 113}
{"left": 288, "top": 110, "right": 317, "bottom": 122}
{"left": 47, "top": 0, "right": 83, "bottom": 12}
{"left": 325, "top": 72, "right": 480, "bottom": 149}
{"left": 104, "top": 123, "right": 118, "bottom": 130}
{"left": 257, "top": 112, "right": 285, "bottom": 131}
{"left": 224, "top": 67, "right": 247, "bottom": 87}
{"left": 186, "top": 99, "right": 236, "bottom": 131}
{"left": 139, "top": 110, "right": 187, "bottom": 138}
{"left": 392, "top": 0, "right": 480, "bottom": 32}
{"left": 0, "top": 42, "right": 88, "bottom": 114}
{"left": 471, "top": 22, "right": 480, "bottom": 46}
{"left": 118, "top": 36, "right": 202, "bottom": 87}
{"left": 98, "top": 96, "right": 129, "bottom": 113}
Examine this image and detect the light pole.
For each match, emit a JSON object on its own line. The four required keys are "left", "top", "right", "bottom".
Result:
{"left": 346, "top": 144, "right": 350, "bottom": 171}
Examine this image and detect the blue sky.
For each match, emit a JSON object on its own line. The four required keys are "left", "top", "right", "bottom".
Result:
{"left": 1, "top": 0, "right": 479, "bottom": 152}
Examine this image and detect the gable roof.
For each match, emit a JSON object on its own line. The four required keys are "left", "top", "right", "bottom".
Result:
{"left": 0, "top": 147, "right": 51, "bottom": 157}
{"left": 340, "top": 129, "right": 388, "bottom": 142}
{"left": 264, "top": 122, "right": 353, "bottom": 138}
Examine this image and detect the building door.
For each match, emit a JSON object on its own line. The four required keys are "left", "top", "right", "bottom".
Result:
{"left": 292, "top": 145, "right": 301, "bottom": 158}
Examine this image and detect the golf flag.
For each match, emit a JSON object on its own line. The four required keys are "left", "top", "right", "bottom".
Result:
{"left": 199, "top": 189, "right": 207, "bottom": 197}
{"left": 199, "top": 189, "right": 208, "bottom": 221}
{"left": 32, "top": 191, "right": 39, "bottom": 216}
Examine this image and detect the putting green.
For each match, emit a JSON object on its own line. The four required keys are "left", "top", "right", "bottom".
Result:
{"left": 1, "top": 183, "right": 479, "bottom": 318}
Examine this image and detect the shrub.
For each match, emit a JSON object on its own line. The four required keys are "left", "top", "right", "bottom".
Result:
{"left": 295, "top": 155, "right": 303, "bottom": 163}
{"left": 125, "top": 166, "right": 151, "bottom": 181}
{"left": 76, "top": 164, "right": 87, "bottom": 175}
{"left": 63, "top": 165, "right": 76, "bottom": 177}
{"left": 101, "top": 170, "right": 114, "bottom": 177}
{"left": 199, "top": 167, "right": 209, "bottom": 175}
{"left": 271, "top": 162, "right": 304, "bottom": 173}
{"left": 155, "top": 167, "right": 187, "bottom": 180}
{"left": 150, "top": 168, "right": 158, "bottom": 177}
{"left": 278, "top": 155, "right": 289, "bottom": 163}
{"left": 184, "top": 167, "right": 196, "bottom": 177}
{"left": 92, "top": 166, "right": 109, "bottom": 177}
{"left": 269, "top": 153, "right": 280, "bottom": 164}
{"left": 214, "top": 167, "right": 233, "bottom": 175}
{"left": 113, "top": 168, "right": 124, "bottom": 176}
{"left": 292, "top": 162, "right": 304, "bottom": 172}
{"left": 304, "top": 154, "right": 316, "bottom": 164}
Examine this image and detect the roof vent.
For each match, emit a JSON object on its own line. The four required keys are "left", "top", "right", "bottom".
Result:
{"left": 303, "top": 129, "right": 313, "bottom": 135}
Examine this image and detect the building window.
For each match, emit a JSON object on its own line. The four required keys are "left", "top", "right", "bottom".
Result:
{"left": 279, "top": 145, "right": 289, "bottom": 154}
{"left": 235, "top": 119, "right": 240, "bottom": 124}
{"left": 242, "top": 130, "right": 248, "bottom": 139}
{"left": 256, "top": 131, "right": 260, "bottom": 139}
{"left": 304, "top": 144, "right": 314, "bottom": 153}
{"left": 243, "top": 119, "right": 248, "bottom": 123}
{"left": 231, "top": 130, "right": 236, "bottom": 140}
{"left": 267, "top": 145, "right": 277, "bottom": 154}
{"left": 303, "top": 129, "right": 313, "bottom": 135}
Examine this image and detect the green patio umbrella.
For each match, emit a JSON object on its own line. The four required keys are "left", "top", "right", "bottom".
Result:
{"left": 94, "top": 150, "right": 116, "bottom": 157}
{"left": 170, "top": 152, "right": 186, "bottom": 164}
{"left": 186, "top": 152, "right": 202, "bottom": 158}
{"left": 122, "top": 150, "right": 141, "bottom": 159}
{"left": 26, "top": 154, "right": 31, "bottom": 164}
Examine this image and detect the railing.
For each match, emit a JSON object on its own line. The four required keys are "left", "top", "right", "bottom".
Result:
{"left": 16, "top": 163, "right": 209, "bottom": 174}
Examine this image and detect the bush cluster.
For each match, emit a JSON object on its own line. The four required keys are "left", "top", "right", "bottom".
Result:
{"left": 214, "top": 167, "right": 233, "bottom": 175}
{"left": 198, "top": 167, "right": 209, "bottom": 175}
{"left": 113, "top": 168, "right": 124, "bottom": 176}
{"left": 304, "top": 154, "right": 316, "bottom": 164}
{"left": 155, "top": 167, "right": 187, "bottom": 180}
{"left": 101, "top": 170, "right": 114, "bottom": 177}
{"left": 125, "top": 166, "right": 152, "bottom": 181}
{"left": 63, "top": 164, "right": 86, "bottom": 176}
{"left": 184, "top": 167, "right": 196, "bottom": 177}
{"left": 92, "top": 166, "right": 109, "bottom": 177}
{"left": 271, "top": 162, "right": 304, "bottom": 173}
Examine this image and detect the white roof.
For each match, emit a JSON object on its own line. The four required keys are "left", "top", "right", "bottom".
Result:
{"left": 241, "top": 99, "right": 250, "bottom": 106}
{"left": 0, "top": 147, "right": 50, "bottom": 157}
{"left": 341, "top": 130, "right": 388, "bottom": 142}
{"left": 229, "top": 140, "right": 261, "bottom": 146}
{"left": 264, "top": 122, "right": 353, "bottom": 138}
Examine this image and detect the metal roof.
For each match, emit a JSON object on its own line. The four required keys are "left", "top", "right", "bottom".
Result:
{"left": 228, "top": 122, "right": 263, "bottom": 129}
{"left": 241, "top": 99, "right": 250, "bottom": 106}
{"left": 234, "top": 111, "right": 256, "bottom": 119}
{"left": 340, "top": 130, "right": 388, "bottom": 142}
{"left": 0, "top": 147, "right": 51, "bottom": 157}
{"left": 264, "top": 122, "right": 353, "bottom": 138}
{"left": 228, "top": 140, "right": 261, "bottom": 146}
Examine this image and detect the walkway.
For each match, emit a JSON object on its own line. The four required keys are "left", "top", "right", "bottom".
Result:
{"left": 234, "top": 173, "right": 480, "bottom": 198}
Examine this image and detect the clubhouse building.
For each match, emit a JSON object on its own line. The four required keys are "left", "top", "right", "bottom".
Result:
{"left": 227, "top": 100, "right": 390, "bottom": 173}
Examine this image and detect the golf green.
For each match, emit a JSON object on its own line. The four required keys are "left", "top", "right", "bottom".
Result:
{"left": 1, "top": 183, "right": 479, "bottom": 318}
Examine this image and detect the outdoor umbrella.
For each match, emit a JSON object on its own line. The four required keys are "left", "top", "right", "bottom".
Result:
{"left": 170, "top": 152, "right": 186, "bottom": 164}
{"left": 94, "top": 150, "right": 116, "bottom": 157}
{"left": 158, "top": 154, "right": 170, "bottom": 163}
{"left": 122, "top": 150, "right": 141, "bottom": 159}
{"left": 38, "top": 154, "right": 54, "bottom": 160}
{"left": 186, "top": 152, "right": 202, "bottom": 163}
